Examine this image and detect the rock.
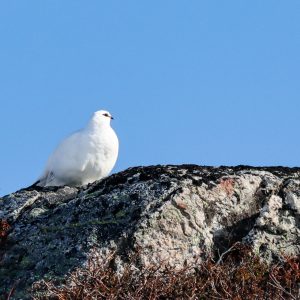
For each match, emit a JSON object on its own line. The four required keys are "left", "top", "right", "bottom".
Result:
{"left": 1, "top": 165, "right": 300, "bottom": 298}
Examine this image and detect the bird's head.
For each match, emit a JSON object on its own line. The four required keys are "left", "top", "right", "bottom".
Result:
{"left": 90, "top": 110, "right": 114, "bottom": 127}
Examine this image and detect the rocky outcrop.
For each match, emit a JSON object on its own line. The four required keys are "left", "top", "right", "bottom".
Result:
{"left": 1, "top": 165, "right": 300, "bottom": 298}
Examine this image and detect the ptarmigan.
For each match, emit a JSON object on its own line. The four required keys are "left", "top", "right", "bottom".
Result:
{"left": 37, "top": 110, "right": 119, "bottom": 187}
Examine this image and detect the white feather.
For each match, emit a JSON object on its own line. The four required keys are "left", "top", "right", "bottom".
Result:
{"left": 38, "top": 110, "right": 119, "bottom": 187}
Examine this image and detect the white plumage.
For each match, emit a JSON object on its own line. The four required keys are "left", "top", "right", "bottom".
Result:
{"left": 37, "top": 110, "right": 119, "bottom": 187}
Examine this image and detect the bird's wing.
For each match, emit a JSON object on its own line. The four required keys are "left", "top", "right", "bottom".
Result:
{"left": 37, "top": 130, "right": 89, "bottom": 185}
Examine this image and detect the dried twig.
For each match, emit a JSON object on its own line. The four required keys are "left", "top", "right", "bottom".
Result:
{"left": 216, "top": 242, "right": 241, "bottom": 265}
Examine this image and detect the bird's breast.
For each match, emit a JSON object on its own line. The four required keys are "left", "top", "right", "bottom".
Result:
{"left": 86, "top": 128, "right": 118, "bottom": 175}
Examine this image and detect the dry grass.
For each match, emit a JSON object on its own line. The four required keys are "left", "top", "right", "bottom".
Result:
{"left": 32, "top": 243, "right": 300, "bottom": 300}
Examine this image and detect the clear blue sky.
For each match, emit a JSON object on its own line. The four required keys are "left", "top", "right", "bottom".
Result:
{"left": 0, "top": 1, "right": 299, "bottom": 196}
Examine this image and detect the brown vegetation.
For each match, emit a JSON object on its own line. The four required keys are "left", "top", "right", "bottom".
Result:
{"left": 32, "top": 243, "right": 300, "bottom": 300}
{"left": 0, "top": 219, "right": 10, "bottom": 242}
{"left": 0, "top": 219, "right": 10, "bottom": 260}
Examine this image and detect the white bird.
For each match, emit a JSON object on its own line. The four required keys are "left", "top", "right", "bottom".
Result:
{"left": 37, "top": 110, "right": 119, "bottom": 187}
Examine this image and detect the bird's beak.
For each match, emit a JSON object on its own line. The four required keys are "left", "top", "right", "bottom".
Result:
{"left": 110, "top": 116, "right": 114, "bottom": 120}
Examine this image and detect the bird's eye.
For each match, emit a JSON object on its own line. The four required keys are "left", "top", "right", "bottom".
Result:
{"left": 103, "top": 113, "right": 109, "bottom": 117}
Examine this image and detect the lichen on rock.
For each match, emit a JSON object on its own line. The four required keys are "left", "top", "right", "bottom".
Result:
{"left": 1, "top": 165, "right": 300, "bottom": 298}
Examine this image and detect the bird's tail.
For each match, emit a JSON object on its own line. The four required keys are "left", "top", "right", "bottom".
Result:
{"left": 24, "top": 170, "right": 50, "bottom": 190}
{"left": 22, "top": 171, "right": 56, "bottom": 191}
